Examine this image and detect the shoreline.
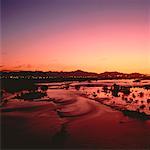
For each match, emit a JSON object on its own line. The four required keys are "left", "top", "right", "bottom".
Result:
{"left": 1, "top": 88, "right": 150, "bottom": 149}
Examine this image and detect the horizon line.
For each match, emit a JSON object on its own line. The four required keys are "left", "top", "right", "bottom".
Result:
{"left": 1, "top": 69, "right": 150, "bottom": 75}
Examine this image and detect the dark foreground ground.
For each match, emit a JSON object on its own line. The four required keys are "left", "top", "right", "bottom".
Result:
{"left": 1, "top": 89, "right": 150, "bottom": 149}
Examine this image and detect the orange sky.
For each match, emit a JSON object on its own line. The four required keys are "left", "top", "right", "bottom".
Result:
{"left": 1, "top": 0, "right": 150, "bottom": 74}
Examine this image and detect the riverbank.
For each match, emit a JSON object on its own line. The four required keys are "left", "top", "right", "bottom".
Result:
{"left": 1, "top": 89, "right": 150, "bottom": 149}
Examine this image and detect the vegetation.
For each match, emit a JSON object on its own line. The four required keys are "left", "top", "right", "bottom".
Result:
{"left": 75, "top": 85, "right": 81, "bottom": 90}
{"left": 15, "top": 91, "right": 47, "bottom": 100}
{"left": 14, "top": 85, "right": 49, "bottom": 100}
{"left": 122, "top": 109, "right": 150, "bottom": 120}
{"left": 1, "top": 79, "right": 36, "bottom": 93}
{"left": 40, "top": 85, "right": 48, "bottom": 91}
{"left": 111, "top": 84, "right": 120, "bottom": 97}
{"left": 120, "top": 86, "right": 131, "bottom": 95}
{"left": 63, "top": 84, "right": 70, "bottom": 90}
{"left": 102, "top": 85, "right": 108, "bottom": 93}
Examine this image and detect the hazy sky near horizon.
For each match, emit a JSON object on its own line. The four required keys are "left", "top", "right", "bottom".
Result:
{"left": 1, "top": 0, "right": 150, "bottom": 73}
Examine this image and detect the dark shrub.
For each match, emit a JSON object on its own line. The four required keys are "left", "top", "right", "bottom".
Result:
{"left": 132, "top": 93, "right": 136, "bottom": 98}
{"left": 139, "top": 92, "right": 144, "bottom": 97}
{"left": 40, "top": 85, "right": 48, "bottom": 91}
{"left": 147, "top": 99, "right": 150, "bottom": 104}
{"left": 144, "top": 85, "right": 150, "bottom": 90}
{"left": 139, "top": 105, "right": 146, "bottom": 110}
{"left": 64, "top": 84, "right": 69, "bottom": 90}
{"left": 102, "top": 85, "right": 108, "bottom": 93}
{"left": 27, "top": 84, "right": 38, "bottom": 92}
{"left": 92, "top": 92, "right": 97, "bottom": 98}
{"left": 16, "top": 91, "right": 47, "bottom": 100}
{"left": 75, "top": 85, "right": 80, "bottom": 90}
{"left": 111, "top": 84, "right": 120, "bottom": 97}
{"left": 120, "top": 86, "right": 130, "bottom": 95}
{"left": 97, "top": 89, "right": 100, "bottom": 93}
{"left": 1, "top": 79, "right": 36, "bottom": 93}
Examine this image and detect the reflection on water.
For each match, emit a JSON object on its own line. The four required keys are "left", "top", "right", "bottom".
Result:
{"left": 51, "top": 121, "right": 69, "bottom": 148}
{"left": 1, "top": 79, "right": 150, "bottom": 149}
{"left": 79, "top": 85, "right": 150, "bottom": 115}
{"left": 2, "top": 79, "right": 149, "bottom": 116}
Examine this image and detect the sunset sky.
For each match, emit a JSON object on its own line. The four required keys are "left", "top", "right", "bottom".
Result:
{"left": 1, "top": 0, "right": 150, "bottom": 74}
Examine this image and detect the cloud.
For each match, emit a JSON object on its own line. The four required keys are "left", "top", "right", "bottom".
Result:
{"left": 13, "top": 65, "right": 22, "bottom": 69}
{"left": 12, "top": 64, "right": 32, "bottom": 69}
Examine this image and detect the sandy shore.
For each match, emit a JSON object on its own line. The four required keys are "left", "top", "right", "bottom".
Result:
{"left": 1, "top": 89, "right": 150, "bottom": 149}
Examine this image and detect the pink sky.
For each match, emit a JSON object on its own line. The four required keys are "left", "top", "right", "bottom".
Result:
{"left": 1, "top": 0, "right": 150, "bottom": 73}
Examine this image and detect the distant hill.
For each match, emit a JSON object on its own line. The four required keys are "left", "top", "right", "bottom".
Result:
{"left": 0, "top": 70, "right": 149, "bottom": 80}
{"left": 57, "top": 70, "right": 98, "bottom": 77}
{"left": 98, "top": 71, "right": 148, "bottom": 79}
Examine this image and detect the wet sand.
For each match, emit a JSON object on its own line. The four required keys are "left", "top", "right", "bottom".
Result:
{"left": 1, "top": 89, "right": 150, "bottom": 149}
